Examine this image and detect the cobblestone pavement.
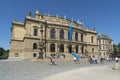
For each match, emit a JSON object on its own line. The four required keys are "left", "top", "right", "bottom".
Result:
{"left": 0, "top": 60, "right": 118, "bottom": 80}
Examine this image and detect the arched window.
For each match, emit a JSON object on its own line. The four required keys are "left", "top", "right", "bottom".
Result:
{"left": 92, "top": 48, "right": 94, "bottom": 53}
{"left": 60, "top": 44, "right": 64, "bottom": 52}
{"left": 76, "top": 45, "right": 78, "bottom": 53}
{"left": 50, "top": 29, "right": 56, "bottom": 39}
{"left": 33, "top": 43, "right": 37, "bottom": 49}
{"left": 33, "top": 53, "right": 37, "bottom": 57}
{"left": 60, "top": 29, "right": 64, "bottom": 39}
{"left": 50, "top": 43, "right": 55, "bottom": 52}
{"left": 75, "top": 32, "right": 78, "bottom": 41}
{"left": 14, "top": 53, "right": 19, "bottom": 57}
{"left": 81, "top": 34, "right": 83, "bottom": 42}
{"left": 91, "top": 36, "right": 94, "bottom": 43}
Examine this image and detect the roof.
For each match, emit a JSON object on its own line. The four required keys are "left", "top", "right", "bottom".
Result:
{"left": 97, "top": 34, "right": 112, "bottom": 40}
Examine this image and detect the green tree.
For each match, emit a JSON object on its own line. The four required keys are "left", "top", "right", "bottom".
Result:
{"left": 117, "top": 43, "right": 120, "bottom": 56}
{"left": 112, "top": 43, "right": 120, "bottom": 57}
{"left": 0, "top": 47, "right": 9, "bottom": 59}
{"left": 4, "top": 49, "right": 9, "bottom": 58}
{"left": 0, "top": 47, "right": 5, "bottom": 56}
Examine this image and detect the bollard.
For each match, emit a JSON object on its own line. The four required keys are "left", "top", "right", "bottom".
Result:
{"left": 113, "top": 61, "right": 120, "bottom": 70}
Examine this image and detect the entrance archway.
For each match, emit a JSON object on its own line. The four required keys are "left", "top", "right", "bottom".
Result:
{"left": 68, "top": 45, "right": 72, "bottom": 53}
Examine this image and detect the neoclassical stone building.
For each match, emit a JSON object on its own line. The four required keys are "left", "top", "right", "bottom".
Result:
{"left": 9, "top": 11, "right": 98, "bottom": 59}
{"left": 97, "top": 34, "right": 113, "bottom": 58}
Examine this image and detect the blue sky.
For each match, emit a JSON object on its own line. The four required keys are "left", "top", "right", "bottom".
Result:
{"left": 0, "top": 0, "right": 120, "bottom": 50}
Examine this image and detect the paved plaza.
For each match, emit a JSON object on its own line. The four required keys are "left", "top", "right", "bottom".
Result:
{"left": 0, "top": 59, "right": 120, "bottom": 80}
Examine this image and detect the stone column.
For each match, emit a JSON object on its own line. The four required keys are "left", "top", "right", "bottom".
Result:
{"left": 79, "top": 45, "right": 81, "bottom": 54}
{"left": 47, "top": 43, "right": 50, "bottom": 52}
{"left": 43, "top": 25, "right": 45, "bottom": 39}
{"left": 64, "top": 30, "right": 68, "bottom": 40}
{"left": 73, "top": 45, "right": 76, "bottom": 52}
{"left": 47, "top": 28, "right": 50, "bottom": 39}
{"left": 72, "top": 32, "right": 75, "bottom": 41}
{"left": 30, "top": 25, "right": 32, "bottom": 36}
{"left": 57, "top": 43, "right": 60, "bottom": 53}
{"left": 78, "top": 33, "right": 81, "bottom": 41}
{"left": 26, "top": 23, "right": 30, "bottom": 35}
{"left": 57, "top": 28, "right": 59, "bottom": 39}
{"left": 26, "top": 23, "right": 31, "bottom": 36}
{"left": 55, "top": 43, "right": 57, "bottom": 53}
{"left": 64, "top": 44, "right": 67, "bottom": 53}
{"left": 66, "top": 44, "right": 68, "bottom": 53}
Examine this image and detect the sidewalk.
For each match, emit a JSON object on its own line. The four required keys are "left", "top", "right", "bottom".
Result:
{"left": 43, "top": 65, "right": 120, "bottom": 80}
{"left": 0, "top": 60, "right": 119, "bottom": 80}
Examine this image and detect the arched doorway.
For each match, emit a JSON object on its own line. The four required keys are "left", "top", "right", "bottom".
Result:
{"left": 76, "top": 45, "right": 78, "bottom": 53}
{"left": 60, "top": 44, "right": 64, "bottom": 52}
{"left": 68, "top": 45, "right": 72, "bottom": 53}
{"left": 81, "top": 46, "right": 84, "bottom": 54}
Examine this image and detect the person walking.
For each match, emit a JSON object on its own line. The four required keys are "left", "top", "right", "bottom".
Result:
{"left": 50, "top": 55, "right": 57, "bottom": 65}
{"left": 115, "top": 57, "right": 118, "bottom": 62}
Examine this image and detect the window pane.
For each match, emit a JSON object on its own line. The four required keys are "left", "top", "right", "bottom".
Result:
{"left": 60, "top": 44, "right": 64, "bottom": 52}
{"left": 75, "top": 32, "right": 78, "bottom": 41}
{"left": 34, "top": 29, "right": 38, "bottom": 36}
{"left": 60, "top": 30, "right": 64, "bottom": 39}
{"left": 50, "top": 29, "right": 55, "bottom": 39}
{"left": 76, "top": 45, "right": 78, "bottom": 53}
{"left": 33, "top": 43, "right": 37, "bottom": 49}
{"left": 50, "top": 44, "right": 55, "bottom": 52}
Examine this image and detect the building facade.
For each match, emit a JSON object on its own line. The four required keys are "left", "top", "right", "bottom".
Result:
{"left": 9, "top": 11, "right": 98, "bottom": 59}
{"left": 97, "top": 34, "right": 113, "bottom": 58}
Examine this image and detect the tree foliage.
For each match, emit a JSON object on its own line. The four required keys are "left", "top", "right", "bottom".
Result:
{"left": 0, "top": 47, "right": 5, "bottom": 56}
{"left": 0, "top": 47, "right": 9, "bottom": 59}
{"left": 112, "top": 43, "right": 120, "bottom": 56}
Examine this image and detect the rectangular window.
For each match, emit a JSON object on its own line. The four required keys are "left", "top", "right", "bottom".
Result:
{"left": 91, "top": 36, "right": 94, "bottom": 43}
{"left": 34, "top": 29, "right": 38, "bottom": 36}
{"left": 92, "top": 48, "right": 94, "bottom": 53}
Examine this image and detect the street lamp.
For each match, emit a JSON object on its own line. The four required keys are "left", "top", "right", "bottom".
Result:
{"left": 38, "top": 26, "right": 44, "bottom": 59}
{"left": 44, "top": 20, "right": 47, "bottom": 58}
{"left": 38, "top": 21, "right": 48, "bottom": 59}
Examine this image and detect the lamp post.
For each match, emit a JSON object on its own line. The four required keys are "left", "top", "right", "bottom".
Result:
{"left": 38, "top": 26, "right": 44, "bottom": 59}
{"left": 44, "top": 20, "right": 47, "bottom": 58}
{"left": 38, "top": 21, "right": 48, "bottom": 59}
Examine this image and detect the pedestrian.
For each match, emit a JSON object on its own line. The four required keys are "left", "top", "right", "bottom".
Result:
{"left": 88, "top": 56, "right": 92, "bottom": 64}
{"left": 115, "top": 57, "right": 118, "bottom": 62}
{"left": 74, "top": 57, "right": 77, "bottom": 62}
{"left": 97, "top": 57, "right": 100, "bottom": 63}
{"left": 92, "top": 56, "right": 97, "bottom": 64}
{"left": 50, "top": 55, "right": 55, "bottom": 65}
